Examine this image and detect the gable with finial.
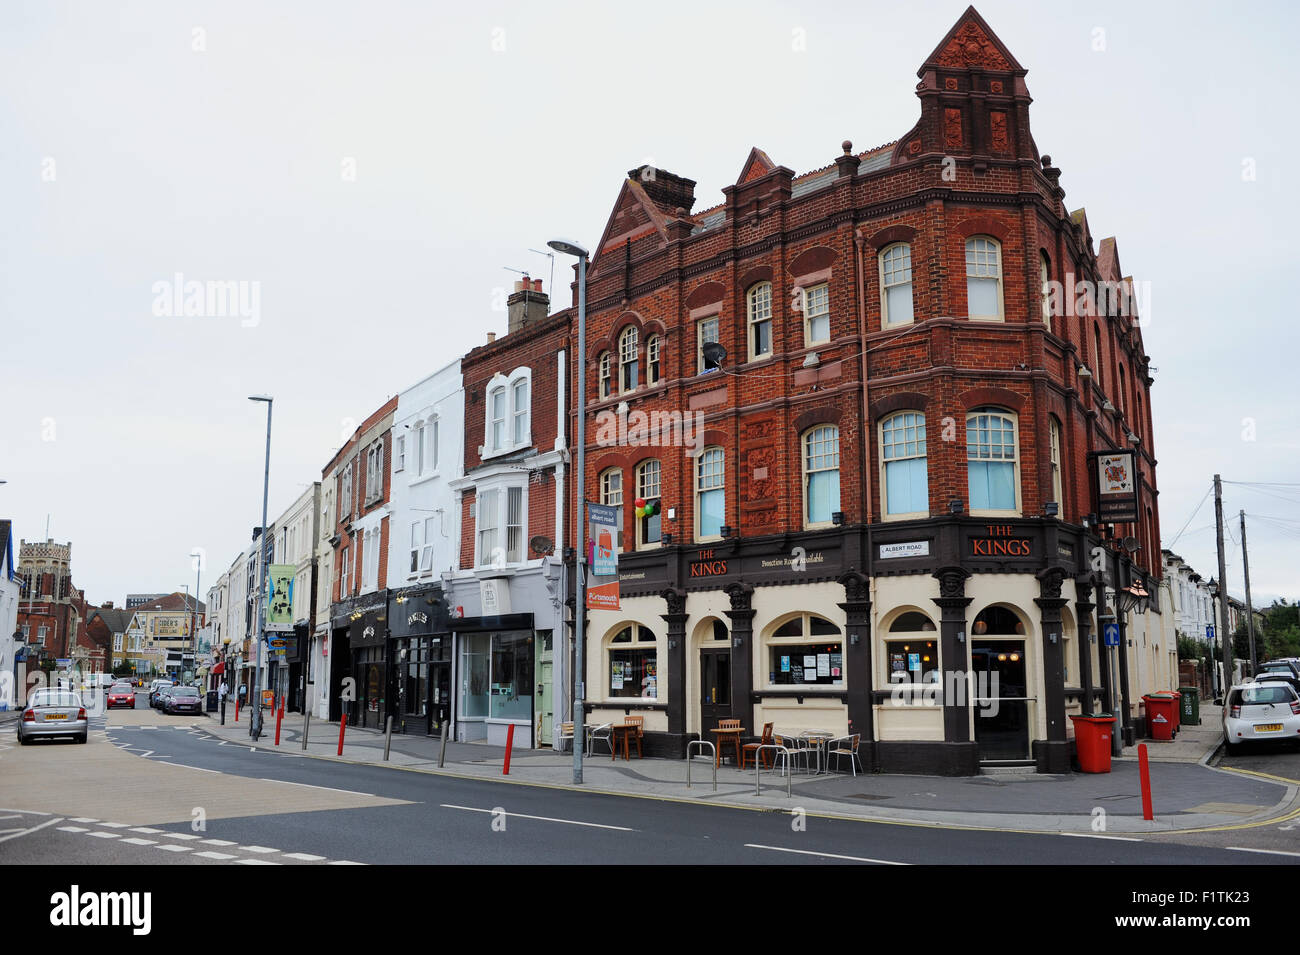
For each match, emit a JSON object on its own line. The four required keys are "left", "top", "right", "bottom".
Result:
{"left": 921, "top": 5, "right": 1023, "bottom": 74}
{"left": 736, "top": 147, "right": 776, "bottom": 185}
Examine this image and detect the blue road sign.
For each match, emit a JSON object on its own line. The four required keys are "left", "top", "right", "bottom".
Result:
{"left": 1205, "top": 625, "right": 1216, "bottom": 641}
{"left": 1103, "top": 623, "right": 1121, "bottom": 647}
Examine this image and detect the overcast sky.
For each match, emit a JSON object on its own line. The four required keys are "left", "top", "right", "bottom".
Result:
{"left": 2, "top": 0, "right": 1296, "bottom": 608}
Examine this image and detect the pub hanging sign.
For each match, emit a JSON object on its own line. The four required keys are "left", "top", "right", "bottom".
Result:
{"left": 1090, "top": 449, "right": 1139, "bottom": 523}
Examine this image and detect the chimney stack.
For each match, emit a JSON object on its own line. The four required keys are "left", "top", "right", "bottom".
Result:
{"left": 506, "top": 273, "right": 550, "bottom": 335}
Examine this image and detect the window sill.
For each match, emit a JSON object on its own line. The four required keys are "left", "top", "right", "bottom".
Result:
{"left": 968, "top": 509, "right": 1022, "bottom": 519}
{"left": 409, "top": 471, "right": 441, "bottom": 487}
{"left": 881, "top": 512, "right": 930, "bottom": 522}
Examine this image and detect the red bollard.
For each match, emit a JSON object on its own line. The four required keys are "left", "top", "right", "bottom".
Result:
{"left": 274, "top": 704, "right": 283, "bottom": 746}
{"left": 503, "top": 723, "right": 515, "bottom": 775}
{"left": 1138, "top": 742, "right": 1154, "bottom": 821}
{"left": 235, "top": 698, "right": 240, "bottom": 723}
{"left": 337, "top": 711, "right": 347, "bottom": 756}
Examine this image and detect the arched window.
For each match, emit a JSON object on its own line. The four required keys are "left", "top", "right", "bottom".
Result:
{"left": 1039, "top": 252, "right": 1052, "bottom": 323}
{"left": 606, "top": 625, "right": 657, "bottom": 699}
{"left": 965, "top": 236, "right": 1003, "bottom": 320}
{"left": 880, "top": 412, "right": 928, "bottom": 518}
{"left": 636, "top": 459, "right": 662, "bottom": 548}
{"left": 600, "top": 468, "right": 623, "bottom": 507}
{"left": 646, "top": 334, "right": 661, "bottom": 386}
{"left": 598, "top": 351, "right": 611, "bottom": 400}
{"left": 695, "top": 447, "right": 725, "bottom": 540}
{"left": 803, "top": 425, "right": 840, "bottom": 528}
{"left": 747, "top": 282, "right": 773, "bottom": 360}
{"left": 884, "top": 610, "right": 939, "bottom": 686}
{"left": 880, "top": 243, "right": 914, "bottom": 325}
{"left": 966, "top": 407, "right": 1020, "bottom": 514}
{"left": 619, "top": 327, "right": 639, "bottom": 392}
{"left": 766, "top": 613, "right": 842, "bottom": 687}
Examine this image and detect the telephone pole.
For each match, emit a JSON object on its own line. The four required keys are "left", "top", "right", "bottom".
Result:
{"left": 1240, "top": 510, "right": 1258, "bottom": 670}
{"left": 1214, "top": 475, "right": 1233, "bottom": 691}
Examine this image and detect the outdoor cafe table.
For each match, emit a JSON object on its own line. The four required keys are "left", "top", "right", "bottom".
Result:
{"left": 710, "top": 726, "right": 744, "bottom": 767}
{"left": 611, "top": 722, "right": 642, "bottom": 761}
{"left": 799, "top": 730, "right": 836, "bottom": 775}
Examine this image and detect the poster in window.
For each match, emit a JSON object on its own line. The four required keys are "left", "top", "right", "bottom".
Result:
{"left": 611, "top": 661, "right": 624, "bottom": 690}
{"left": 780, "top": 655, "right": 791, "bottom": 673}
{"left": 791, "top": 665, "right": 804, "bottom": 683}
{"left": 891, "top": 652, "right": 906, "bottom": 673}
{"left": 830, "top": 652, "right": 842, "bottom": 678}
{"left": 642, "top": 661, "right": 656, "bottom": 698}
{"left": 816, "top": 654, "right": 830, "bottom": 677}
{"left": 803, "top": 655, "right": 817, "bottom": 671}
{"left": 908, "top": 653, "right": 921, "bottom": 672}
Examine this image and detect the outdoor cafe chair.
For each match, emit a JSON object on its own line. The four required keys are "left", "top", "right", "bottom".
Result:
{"left": 741, "top": 721, "right": 774, "bottom": 770}
{"left": 826, "top": 734, "right": 863, "bottom": 776}
{"left": 772, "top": 733, "right": 810, "bottom": 777}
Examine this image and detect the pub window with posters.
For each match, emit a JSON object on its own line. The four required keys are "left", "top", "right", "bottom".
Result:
{"left": 608, "top": 625, "right": 657, "bottom": 699}
{"left": 767, "top": 613, "right": 842, "bottom": 687}
{"left": 883, "top": 611, "right": 940, "bottom": 687}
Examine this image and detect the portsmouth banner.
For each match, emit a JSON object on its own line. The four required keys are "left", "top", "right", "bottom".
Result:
{"left": 586, "top": 502, "right": 620, "bottom": 611}
{"left": 266, "top": 564, "right": 296, "bottom": 632}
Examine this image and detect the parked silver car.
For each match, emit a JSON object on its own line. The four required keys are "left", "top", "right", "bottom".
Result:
{"left": 17, "top": 689, "right": 89, "bottom": 745}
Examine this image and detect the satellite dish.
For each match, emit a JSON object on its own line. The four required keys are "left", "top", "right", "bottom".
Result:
{"left": 1122, "top": 536, "right": 1141, "bottom": 554}
{"left": 701, "top": 342, "right": 727, "bottom": 370}
{"left": 530, "top": 535, "right": 555, "bottom": 556}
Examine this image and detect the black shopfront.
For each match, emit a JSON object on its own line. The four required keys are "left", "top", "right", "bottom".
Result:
{"left": 388, "top": 584, "right": 451, "bottom": 736}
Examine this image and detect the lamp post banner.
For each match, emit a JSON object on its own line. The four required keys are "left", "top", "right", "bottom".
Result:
{"left": 267, "top": 564, "right": 296, "bottom": 632}
{"left": 586, "top": 502, "right": 620, "bottom": 610}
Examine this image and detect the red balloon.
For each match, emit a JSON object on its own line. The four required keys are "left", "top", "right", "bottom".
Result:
{"left": 634, "top": 497, "right": 646, "bottom": 509}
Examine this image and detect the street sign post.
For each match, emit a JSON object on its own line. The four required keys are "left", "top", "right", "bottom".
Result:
{"left": 1103, "top": 623, "right": 1121, "bottom": 648}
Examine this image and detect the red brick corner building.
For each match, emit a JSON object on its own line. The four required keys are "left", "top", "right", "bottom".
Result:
{"left": 574, "top": 7, "right": 1167, "bottom": 774}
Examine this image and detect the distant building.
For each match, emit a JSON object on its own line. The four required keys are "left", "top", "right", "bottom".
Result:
{"left": 0, "top": 521, "right": 21, "bottom": 709}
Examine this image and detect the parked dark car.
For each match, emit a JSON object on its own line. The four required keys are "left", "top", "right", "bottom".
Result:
{"left": 163, "top": 685, "right": 203, "bottom": 716}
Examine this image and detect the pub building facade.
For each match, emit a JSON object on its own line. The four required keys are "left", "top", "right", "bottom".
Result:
{"left": 574, "top": 7, "right": 1172, "bottom": 774}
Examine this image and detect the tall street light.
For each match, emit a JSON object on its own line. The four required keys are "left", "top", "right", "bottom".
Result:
{"left": 249, "top": 395, "right": 273, "bottom": 740}
{"left": 190, "top": 549, "right": 203, "bottom": 686}
{"left": 548, "top": 237, "right": 588, "bottom": 786}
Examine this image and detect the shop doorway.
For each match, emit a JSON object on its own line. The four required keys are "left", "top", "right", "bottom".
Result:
{"left": 700, "top": 648, "right": 731, "bottom": 727}
{"left": 429, "top": 661, "right": 451, "bottom": 737}
{"left": 537, "top": 660, "right": 553, "bottom": 746}
{"left": 970, "top": 639, "right": 1030, "bottom": 761}
{"left": 361, "top": 659, "right": 386, "bottom": 730}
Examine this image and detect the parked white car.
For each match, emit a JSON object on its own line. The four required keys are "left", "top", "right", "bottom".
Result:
{"left": 1222, "top": 682, "right": 1300, "bottom": 754}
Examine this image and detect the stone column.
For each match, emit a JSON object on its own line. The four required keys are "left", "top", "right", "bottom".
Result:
{"left": 723, "top": 581, "right": 755, "bottom": 736}
{"left": 932, "top": 566, "right": 972, "bottom": 743}
{"left": 1034, "top": 567, "right": 1070, "bottom": 773}
{"left": 837, "top": 571, "right": 874, "bottom": 770}
{"left": 659, "top": 587, "right": 688, "bottom": 746}
{"left": 1075, "top": 577, "right": 1096, "bottom": 716}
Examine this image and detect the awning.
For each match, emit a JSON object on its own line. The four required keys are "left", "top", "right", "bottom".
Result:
{"left": 212, "top": 661, "right": 225, "bottom": 674}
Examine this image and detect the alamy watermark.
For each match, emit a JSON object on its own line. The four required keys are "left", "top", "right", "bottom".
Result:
{"left": 151, "top": 272, "right": 261, "bottom": 327}
{"left": 594, "top": 407, "right": 705, "bottom": 455}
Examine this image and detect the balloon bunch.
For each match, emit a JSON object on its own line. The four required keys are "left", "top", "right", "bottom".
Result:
{"left": 634, "top": 498, "right": 661, "bottom": 519}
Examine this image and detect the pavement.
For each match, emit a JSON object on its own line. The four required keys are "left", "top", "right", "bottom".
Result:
{"left": 179, "top": 705, "right": 1300, "bottom": 836}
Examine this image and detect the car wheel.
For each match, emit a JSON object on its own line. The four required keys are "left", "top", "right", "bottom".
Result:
{"left": 17, "top": 732, "right": 27, "bottom": 746}
{"left": 77, "top": 732, "right": 88, "bottom": 744}
{"left": 1224, "top": 737, "right": 1240, "bottom": 756}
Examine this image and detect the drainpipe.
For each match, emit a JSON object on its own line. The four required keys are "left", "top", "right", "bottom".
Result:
{"left": 854, "top": 227, "right": 877, "bottom": 761}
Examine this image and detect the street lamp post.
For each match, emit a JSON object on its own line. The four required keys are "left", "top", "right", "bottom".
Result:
{"left": 548, "top": 237, "right": 589, "bottom": 786}
{"left": 249, "top": 395, "right": 273, "bottom": 740}
{"left": 190, "top": 550, "right": 202, "bottom": 684}
{"left": 220, "top": 636, "right": 231, "bottom": 725}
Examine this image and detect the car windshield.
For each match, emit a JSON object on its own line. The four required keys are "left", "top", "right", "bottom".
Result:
{"left": 111, "top": 684, "right": 132, "bottom": 691}
{"left": 30, "top": 690, "right": 82, "bottom": 708}
{"left": 1233, "top": 686, "right": 1295, "bottom": 705}
{"left": 173, "top": 687, "right": 199, "bottom": 698}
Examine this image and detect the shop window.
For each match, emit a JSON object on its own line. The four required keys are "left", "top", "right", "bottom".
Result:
{"left": 607, "top": 625, "right": 658, "bottom": 699}
{"left": 767, "top": 613, "right": 842, "bottom": 686}
{"left": 880, "top": 243, "right": 914, "bottom": 326}
{"left": 490, "top": 632, "right": 533, "bottom": 720}
{"left": 460, "top": 633, "right": 489, "bottom": 717}
{"left": 881, "top": 412, "right": 928, "bottom": 518}
{"left": 803, "top": 425, "right": 840, "bottom": 528}
{"left": 884, "top": 611, "right": 939, "bottom": 686}
{"left": 965, "top": 236, "right": 1003, "bottom": 320}
{"left": 966, "top": 407, "right": 1020, "bottom": 515}
{"left": 972, "top": 606, "right": 1025, "bottom": 635}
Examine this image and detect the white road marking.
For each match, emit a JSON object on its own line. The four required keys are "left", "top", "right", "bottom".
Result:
{"left": 1227, "top": 846, "right": 1300, "bottom": 859}
{"left": 439, "top": 804, "right": 636, "bottom": 832}
{"left": 240, "top": 845, "right": 279, "bottom": 854}
{"left": 155, "top": 844, "right": 192, "bottom": 853}
{"left": 161, "top": 832, "right": 202, "bottom": 841}
{"left": 121, "top": 837, "right": 157, "bottom": 846}
{"left": 744, "top": 843, "right": 909, "bottom": 865}
{"left": 85, "top": 831, "right": 121, "bottom": 839}
{"left": 1059, "top": 832, "right": 1143, "bottom": 842}
{"left": 0, "top": 808, "right": 50, "bottom": 815}
{"left": 57, "top": 826, "right": 90, "bottom": 833}
{"left": 259, "top": 778, "right": 375, "bottom": 797}
{"left": 0, "top": 814, "right": 24, "bottom": 821}
{"left": 281, "top": 852, "right": 326, "bottom": 861}
{"left": 194, "top": 850, "right": 236, "bottom": 860}
{"left": 69, "top": 816, "right": 99, "bottom": 823}
{"left": 327, "top": 860, "right": 365, "bottom": 865}
{"left": 0, "top": 817, "right": 64, "bottom": 843}
{"left": 236, "top": 858, "right": 280, "bottom": 865}
{"left": 129, "top": 826, "right": 164, "bottom": 834}
{"left": 99, "top": 822, "right": 131, "bottom": 828}
{"left": 200, "top": 838, "right": 237, "bottom": 846}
